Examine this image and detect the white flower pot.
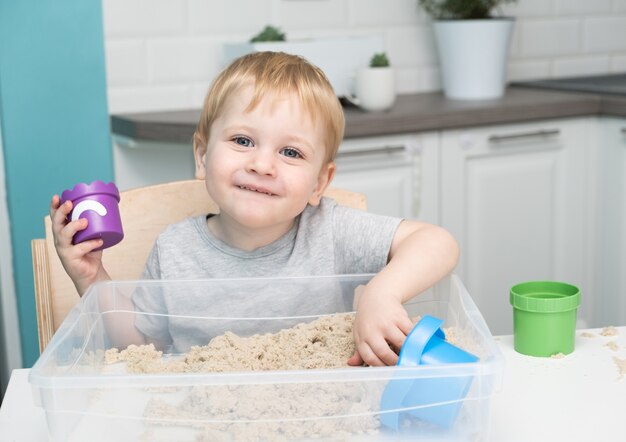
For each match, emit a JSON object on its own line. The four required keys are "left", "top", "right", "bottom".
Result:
{"left": 355, "top": 67, "right": 396, "bottom": 112}
{"left": 434, "top": 19, "right": 514, "bottom": 100}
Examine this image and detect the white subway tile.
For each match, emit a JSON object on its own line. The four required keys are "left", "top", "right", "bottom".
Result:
{"left": 613, "top": 0, "right": 626, "bottom": 13}
{"left": 272, "top": 0, "right": 348, "bottom": 29}
{"left": 188, "top": 0, "right": 272, "bottom": 35}
{"left": 553, "top": 55, "right": 611, "bottom": 77}
{"left": 107, "top": 85, "right": 193, "bottom": 114}
{"left": 102, "top": 0, "right": 187, "bottom": 38}
{"left": 191, "top": 83, "right": 212, "bottom": 109}
{"left": 104, "top": 40, "right": 148, "bottom": 87}
{"left": 584, "top": 17, "right": 626, "bottom": 52}
{"left": 348, "top": 0, "right": 419, "bottom": 26}
{"left": 520, "top": 19, "right": 580, "bottom": 57}
{"left": 609, "top": 54, "right": 626, "bottom": 71}
{"left": 101, "top": 0, "right": 626, "bottom": 113}
{"left": 387, "top": 25, "right": 437, "bottom": 67}
{"left": 556, "top": 0, "right": 612, "bottom": 15}
{"left": 507, "top": 59, "right": 552, "bottom": 81}
{"left": 507, "top": 0, "right": 555, "bottom": 18}
{"left": 394, "top": 67, "right": 419, "bottom": 94}
{"left": 287, "top": 28, "right": 374, "bottom": 40}
{"left": 416, "top": 66, "right": 442, "bottom": 93}
{"left": 148, "top": 38, "right": 221, "bottom": 83}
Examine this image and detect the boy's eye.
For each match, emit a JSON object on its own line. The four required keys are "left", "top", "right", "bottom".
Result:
{"left": 233, "top": 136, "right": 253, "bottom": 147}
{"left": 280, "top": 147, "right": 302, "bottom": 159}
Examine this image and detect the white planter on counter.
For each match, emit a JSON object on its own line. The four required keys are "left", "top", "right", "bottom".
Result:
{"left": 355, "top": 66, "right": 396, "bottom": 112}
{"left": 434, "top": 19, "right": 514, "bottom": 100}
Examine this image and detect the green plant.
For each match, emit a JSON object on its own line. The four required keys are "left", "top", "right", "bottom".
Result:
{"left": 250, "top": 25, "right": 286, "bottom": 43}
{"left": 418, "top": 0, "right": 516, "bottom": 20}
{"left": 369, "top": 52, "right": 390, "bottom": 68}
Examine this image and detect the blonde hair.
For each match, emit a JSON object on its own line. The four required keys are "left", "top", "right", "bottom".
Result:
{"left": 194, "top": 51, "right": 345, "bottom": 163}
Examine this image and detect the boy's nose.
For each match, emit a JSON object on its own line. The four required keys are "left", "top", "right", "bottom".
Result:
{"left": 246, "top": 149, "right": 276, "bottom": 176}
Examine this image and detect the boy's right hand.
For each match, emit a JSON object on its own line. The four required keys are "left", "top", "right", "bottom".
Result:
{"left": 50, "top": 195, "right": 109, "bottom": 296}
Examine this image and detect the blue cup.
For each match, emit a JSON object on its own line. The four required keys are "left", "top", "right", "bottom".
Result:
{"left": 380, "top": 315, "right": 478, "bottom": 430}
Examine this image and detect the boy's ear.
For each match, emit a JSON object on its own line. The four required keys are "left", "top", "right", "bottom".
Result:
{"left": 193, "top": 133, "right": 207, "bottom": 180}
{"left": 308, "top": 162, "right": 336, "bottom": 206}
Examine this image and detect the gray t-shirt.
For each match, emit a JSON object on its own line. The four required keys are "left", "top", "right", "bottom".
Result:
{"left": 133, "top": 197, "right": 402, "bottom": 350}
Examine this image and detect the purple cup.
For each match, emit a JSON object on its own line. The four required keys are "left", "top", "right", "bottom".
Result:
{"left": 60, "top": 181, "right": 124, "bottom": 251}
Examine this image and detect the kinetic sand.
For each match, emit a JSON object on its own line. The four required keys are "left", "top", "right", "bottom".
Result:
{"left": 100, "top": 313, "right": 472, "bottom": 441}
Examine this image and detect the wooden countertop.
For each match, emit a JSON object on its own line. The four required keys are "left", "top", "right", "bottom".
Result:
{"left": 110, "top": 87, "right": 626, "bottom": 144}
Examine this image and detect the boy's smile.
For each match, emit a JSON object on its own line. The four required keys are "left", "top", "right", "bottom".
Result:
{"left": 194, "top": 84, "right": 335, "bottom": 250}
{"left": 236, "top": 184, "right": 277, "bottom": 197}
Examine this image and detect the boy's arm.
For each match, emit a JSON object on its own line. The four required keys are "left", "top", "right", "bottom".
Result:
{"left": 51, "top": 195, "right": 160, "bottom": 349}
{"left": 349, "top": 219, "right": 460, "bottom": 367}
{"left": 50, "top": 195, "right": 111, "bottom": 295}
{"left": 99, "top": 293, "right": 169, "bottom": 350}
{"left": 100, "top": 293, "right": 148, "bottom": 348}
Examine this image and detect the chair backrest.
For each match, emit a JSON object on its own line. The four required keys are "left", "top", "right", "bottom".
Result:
{"left": 32, "top": 179, "right": 367, "bottom": 352}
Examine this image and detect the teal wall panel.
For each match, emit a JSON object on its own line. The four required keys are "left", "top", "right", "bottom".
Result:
{"left": 0, "top": 0, "right": 112, "bottom": 366}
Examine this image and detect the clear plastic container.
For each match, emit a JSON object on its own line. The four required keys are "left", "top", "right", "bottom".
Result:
{"left": 29, "top": 274, "right": 503, "bottom": 441}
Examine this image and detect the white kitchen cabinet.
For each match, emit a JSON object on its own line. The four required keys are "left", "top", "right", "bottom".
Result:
{"left": 333, "top": 133, "right": 440, "bottom": 223}
{"left": 440, "top": 118, "right": 593, "bottom": 335}
{"left": 593, "top": 117, "right": 626, "bottom": 327}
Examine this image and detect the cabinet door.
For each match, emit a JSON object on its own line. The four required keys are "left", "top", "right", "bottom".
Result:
{"left": 331, "top": 158, "right": 414, "bottom": 218}
{"left": 333, "top": 133, "right": 439, "bottom": 221}
{"left": 441, "top": 119, "right": 591, "bottom": 335}
{"left": 594, "top": 118, "right": 626, "bottom": 327}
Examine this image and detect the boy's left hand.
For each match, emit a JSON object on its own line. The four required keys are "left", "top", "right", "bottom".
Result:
{"left": 348, "top": 287, "right": 414, "bottom": 366}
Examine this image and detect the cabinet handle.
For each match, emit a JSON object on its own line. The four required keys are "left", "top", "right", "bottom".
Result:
{"left": 336, "top": 145, "right": 406, "bottom": 159}
{"left": 488, "top": 129, "right": 560, "bottom": 144}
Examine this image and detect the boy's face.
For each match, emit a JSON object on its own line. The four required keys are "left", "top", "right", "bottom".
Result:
{"left": 194, "top": 85, "right": 335, "bottom": 233}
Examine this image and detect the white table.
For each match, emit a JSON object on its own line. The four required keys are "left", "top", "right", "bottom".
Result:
{"left": 2, "top": 327, "right": 625, "bottom": 441}
{"left": 491, "top": 327, "right": 626, "bottom": 441}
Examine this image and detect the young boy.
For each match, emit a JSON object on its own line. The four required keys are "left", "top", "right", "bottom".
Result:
{"left": 50, "top": 51, "right": 459, "bottom": 367}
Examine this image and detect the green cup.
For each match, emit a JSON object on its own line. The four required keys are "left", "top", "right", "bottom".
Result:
{"left": 510, "top": 281, "right": 580, "bottom": 357}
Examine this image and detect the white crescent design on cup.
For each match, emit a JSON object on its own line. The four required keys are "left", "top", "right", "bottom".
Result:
{"left": 71, "top": 200, "right": 108, "bottom": 222}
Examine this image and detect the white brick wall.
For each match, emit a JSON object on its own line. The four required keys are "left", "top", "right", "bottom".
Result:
{"left": 102, "top": 0, "right": 626, "bottom": 114}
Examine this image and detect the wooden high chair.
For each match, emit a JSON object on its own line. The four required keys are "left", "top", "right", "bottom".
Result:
{"left": 31, "top": 179, "right": 367, "bottom": 352}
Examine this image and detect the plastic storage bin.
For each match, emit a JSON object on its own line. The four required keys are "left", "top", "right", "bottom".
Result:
{"left": 29, "top": 274, "right": 503, "bottom": 441}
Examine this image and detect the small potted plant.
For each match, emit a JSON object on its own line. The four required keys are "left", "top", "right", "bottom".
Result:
{"left": 355, "top": 52, "right": 396, "bottom": 112}
{"left": 419, "top": 0, "right": 516, "bottom": 19}
{"left": 418, "top": 0, "right": 518, "bottom": 100}
{"left": 249, "top": 25, "right": 286, "bottom": 43}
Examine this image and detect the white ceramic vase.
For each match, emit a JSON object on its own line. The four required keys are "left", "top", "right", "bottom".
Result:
{"left": 434, "top": 19, "right": 514, "bottom": 100}
{"left": 355, "top": 66, "right": 396, "bottom": 112}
